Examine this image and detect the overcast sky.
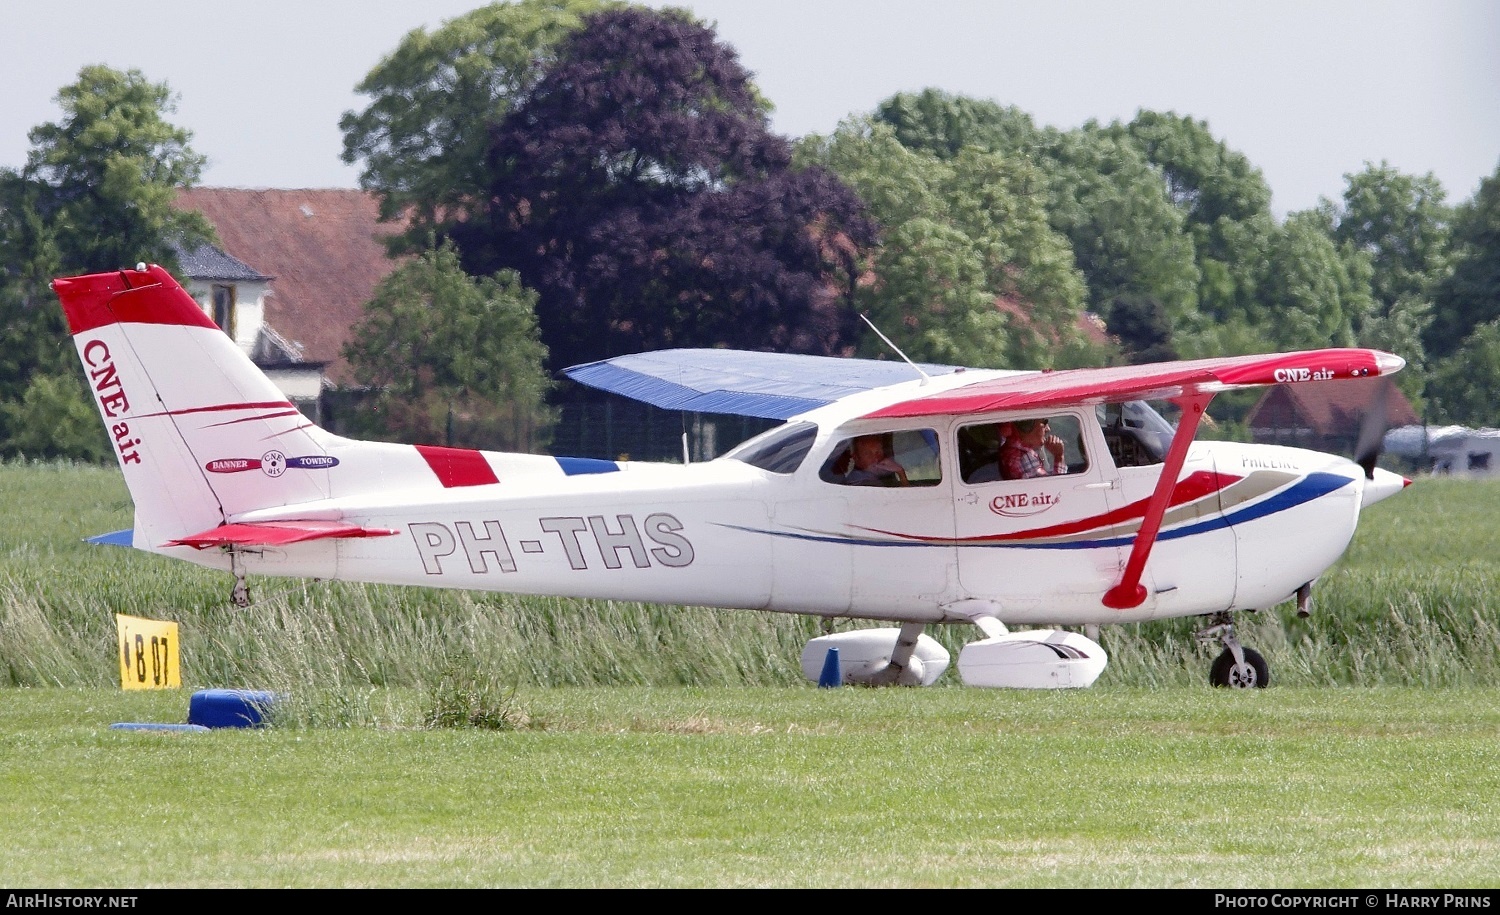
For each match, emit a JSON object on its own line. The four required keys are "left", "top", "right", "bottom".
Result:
{"left": 3, "top": 0, "right": 1497, "bottom": 217}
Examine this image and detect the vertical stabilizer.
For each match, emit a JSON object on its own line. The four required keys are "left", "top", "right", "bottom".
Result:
{"left": 53, "top": 265, "right": 337, "bottom": 551}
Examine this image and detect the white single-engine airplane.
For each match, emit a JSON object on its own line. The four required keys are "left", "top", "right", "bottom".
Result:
{"left": 55, "top": 264, "right": 1411, "bottom": 689}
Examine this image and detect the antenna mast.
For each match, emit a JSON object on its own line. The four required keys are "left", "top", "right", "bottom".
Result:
{"left": 859, "top": 312, "right": 931, "bottom": 384}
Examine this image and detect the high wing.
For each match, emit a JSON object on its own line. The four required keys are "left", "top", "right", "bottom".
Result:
{"left": 866, "top": 349, "right": 1405, "bottom": 418}
{"left": 563, "top": 347, "right": 1405, "bottom": 422}
{"left": 562, "top": 349, "right": 965, "bottom": 420}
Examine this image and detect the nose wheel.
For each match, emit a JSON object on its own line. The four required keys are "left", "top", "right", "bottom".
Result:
{"left": 1198, "top": 612, "right": 1270, "bottom": 689}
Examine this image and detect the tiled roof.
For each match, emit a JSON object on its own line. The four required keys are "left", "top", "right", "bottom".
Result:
{"left": 173, "top": 187, "right": 406, "bottom": 385}
{"left": 1248, "top": 376, "right": 1419, "bottom": 433}
{"left": 175, "top": 241, "right": 273, "bottom": 282}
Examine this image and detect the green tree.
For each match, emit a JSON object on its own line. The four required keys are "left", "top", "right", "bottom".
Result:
{"left": 874, "top": 88, "right": 1042, "bottom": 160}
{"left": 1105, "top": 292, "right": 1178, "bottom": 364}
{"left": 871, "top": 95, "right": 1201, "bottom": 326}
{"left": 800, "top": 118, "right": 1096, "bottom": 368}
{"left": 1427, "top": 319, "right": 1500, "bottom": 426}
{"left": 0, "top": 65, "right": 210, "bottom": 461}
{"left": 1117, "top": 110, "right": 1276, "bottom": 323}
{"left": 1256, "top": 211, "right": 1374, "bottom": 350}
{"left": 1121, "top": 111, "right": 1271, "bottom": 244}
{"left": 1426, "top": 164, "right": 1500, "bottom": 360}
{"left": 23, "top": 65, "right": 211, "bottom": 274}
{"left": 342, "top": 242, "right": 555, "bottom": 451}
{"left": 340, "top": 0, "right": 616, "bottom": 249}
{"left": 1327, "top": 162, "right": 1450, "bottom": 312}
{"left": 1036, "top": 126, "right": 1201, "bottom": 322}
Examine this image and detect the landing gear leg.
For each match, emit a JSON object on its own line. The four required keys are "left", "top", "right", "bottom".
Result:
{"left": 229, "top": 549, "right": 251, "bottom": 608}
{"left": 866, "top": 622, "right": 928, "bottom": 686}
{"left": 1198, "top": 612, "right": 1269, "bottom": 689}
{"left": 1295, "top": 581, "right": 1313, "bottom": 618}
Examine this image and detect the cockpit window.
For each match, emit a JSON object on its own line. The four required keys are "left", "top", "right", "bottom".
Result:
{"left": 722, "top": 421, "right": 817, "bottom": 474}
{"left": 1097, "top": 400, "right": 1175, "bottom": 467}
{"left": 820, "top": 428, "right": 942, "bottom": 487}
{"left": 960, "top": 414, "right": 1089, "bottom": 483}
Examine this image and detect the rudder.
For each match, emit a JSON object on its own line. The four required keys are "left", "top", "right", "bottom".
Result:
{"left": 54, "top": 265, "right": 338, "bottom": 553}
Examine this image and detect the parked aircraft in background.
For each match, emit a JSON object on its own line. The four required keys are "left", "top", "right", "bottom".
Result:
{"left": 55, "top": 265, "right": 1409, "bottom": 689}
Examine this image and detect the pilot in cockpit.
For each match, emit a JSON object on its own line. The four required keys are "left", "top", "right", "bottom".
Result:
{"left": 842, "top": 434, "right": 909, "bottom": 487}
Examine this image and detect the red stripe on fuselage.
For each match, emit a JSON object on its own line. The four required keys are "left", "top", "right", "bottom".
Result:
{"left": 415, "top": 444, "right": 500, "bottom": 487}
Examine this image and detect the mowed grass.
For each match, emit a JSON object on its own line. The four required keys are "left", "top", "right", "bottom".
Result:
{"left": 5, "top": 686, "right": 1500, "bottom": 888}
{"left": 2, "top": 461, "right": 1500, "bottom": 886}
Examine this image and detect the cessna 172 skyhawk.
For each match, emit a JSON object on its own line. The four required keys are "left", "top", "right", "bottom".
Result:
{"left": 54, "top": 264, "right": 1410, "bottom": 689}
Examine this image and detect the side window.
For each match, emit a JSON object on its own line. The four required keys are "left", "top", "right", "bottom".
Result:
{"left": 961, "top": 414, "right": 1089, "bottom": 483}
{"left": 820, "top": 429, "right": 942, "bottom": 488}
{"left": 1097, "top": 400, "right": 1174, "bottom": 467}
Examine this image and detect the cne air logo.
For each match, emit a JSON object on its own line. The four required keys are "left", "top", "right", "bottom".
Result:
{"left": 989, "top": 491, "right": 1061, "bottom": 517}
{"left": 206, "top": 452, "right": 339, "bottom": 477}
{"left": 1272, "top": 366, "right": 1338, "bottom": 383}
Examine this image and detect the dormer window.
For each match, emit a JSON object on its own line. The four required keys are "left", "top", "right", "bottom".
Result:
{"left": 212, "top": 284, "right": 236, "bottom": 337}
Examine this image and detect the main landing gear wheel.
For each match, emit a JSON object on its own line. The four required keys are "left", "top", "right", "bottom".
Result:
{"left": 1210, "top": 647, "right": 1269, "bottom": 689}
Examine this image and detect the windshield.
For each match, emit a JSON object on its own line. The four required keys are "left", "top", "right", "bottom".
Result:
{"left": 1097, "top": 400, "right": 1176, "bottom": 466}
{"left": 722, "top": 421, "right": 817, "bottom": 474}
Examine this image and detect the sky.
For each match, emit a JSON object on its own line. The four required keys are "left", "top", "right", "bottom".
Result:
{"left": 3, "top": 0, "right": 1498, "bottom": 217}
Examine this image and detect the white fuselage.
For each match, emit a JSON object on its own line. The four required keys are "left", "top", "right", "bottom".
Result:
{"left": 172, "top": 387, "right": 1376, "bottom": 630}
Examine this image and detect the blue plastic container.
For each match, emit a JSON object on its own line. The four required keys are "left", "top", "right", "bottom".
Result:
{"left": 187, "top": 688, "right": 280, "bottom": 728}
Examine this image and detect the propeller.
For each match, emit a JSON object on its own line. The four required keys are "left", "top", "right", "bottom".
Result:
{"left": 1353, "top": 379, "right": 1392, "bottom": 480}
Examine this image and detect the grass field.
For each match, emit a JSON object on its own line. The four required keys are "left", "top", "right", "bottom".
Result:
{"left": 2, "top": 461, "right": 1500, "bottom": 887}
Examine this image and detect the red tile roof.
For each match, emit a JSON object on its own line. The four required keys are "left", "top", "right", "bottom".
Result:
{"left": 1248, "top": 376, "right": 1419, "bottom": 433}
{"left": 173, "top": 188, "right": 405, "bottom": 384}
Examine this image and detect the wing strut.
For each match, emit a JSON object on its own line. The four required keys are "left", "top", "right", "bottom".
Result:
{"left": 1102, "top": 391, "right": 1214, "bottom": 610}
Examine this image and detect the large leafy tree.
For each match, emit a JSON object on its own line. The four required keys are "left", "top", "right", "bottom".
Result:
{"left": 871, "top": 95, "right": 1200, "bottom": 325}
{"left": 874, "top": 88, "right": 1042, "bottom": 161}
{"left": 343, "top": 242, "right": 554, "bottom": 451}
{"left": 0, "top": 65, "right": 211, "bottom": 460}
{"left": 1257, "top": 211, "right": 1374, "bottom": 350}
{"left": 1328, "top": 162, "right": 1450, "bottom": 311}
{"left": 340, "top": 0, "right": 615, "bottom": 246}
{"left": 1428, "top": 319, "right": 1500, "bottom": 426}
{"left": 1035, "top": 126, "right": 1201, "bottom": 323}
{"left": 446, "top": 6, "right": 874, "bottom": 370}
{"left": 800, "top": 117, "right": 1094, "bottom": 368}
{"left": 1308, "top": 162, "right": 1450, "bottom": 409}
{"left": 1425, "top": 164, "right": 1500, "bottom": 360}
{"left": 1117, "top": 110, "right": 1276, "bottom": 324}
{"left": 1425, "top": 165, "right": 1500, "bottom": 421}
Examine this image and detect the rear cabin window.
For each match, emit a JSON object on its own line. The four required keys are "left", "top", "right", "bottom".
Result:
{"left": 820, "top": 429, "right": 942, "bottom": 487}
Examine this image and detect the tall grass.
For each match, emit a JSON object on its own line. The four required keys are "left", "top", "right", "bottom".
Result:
{"left": 3, "top": 460, "right": 1499, "bottom": 721}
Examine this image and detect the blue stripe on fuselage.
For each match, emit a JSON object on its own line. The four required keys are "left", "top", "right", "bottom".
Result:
{"left": 713, "top": 471, "right": 1356, "bottom": 551}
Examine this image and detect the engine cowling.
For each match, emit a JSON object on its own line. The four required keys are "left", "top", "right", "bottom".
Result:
{"left": 800, "top": 629, "right": 951, "bottom": 687}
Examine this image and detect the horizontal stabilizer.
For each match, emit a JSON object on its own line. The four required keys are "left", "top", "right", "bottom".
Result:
{"left": 167, "top": 521, "right": 400, "bottom": 550}
{"left": 85, "top": 529, "right": 135, "bottom": 548}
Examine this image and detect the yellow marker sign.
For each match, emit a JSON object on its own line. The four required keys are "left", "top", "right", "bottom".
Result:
{"left": 116, "top": 613, "right": 180, "bottom": 689}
